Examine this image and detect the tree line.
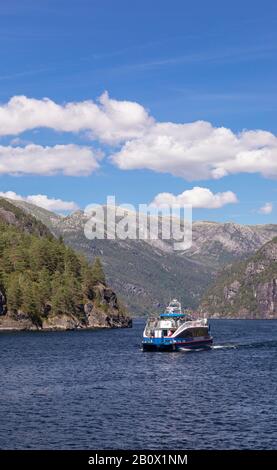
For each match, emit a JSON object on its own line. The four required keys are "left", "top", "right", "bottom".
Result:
{"left": 0, "top": 221, "right": 106, "bottom": 326}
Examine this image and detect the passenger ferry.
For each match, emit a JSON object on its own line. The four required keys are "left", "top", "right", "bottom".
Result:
{"left": 142, "top": 299, "right": 213, "bottom": 352}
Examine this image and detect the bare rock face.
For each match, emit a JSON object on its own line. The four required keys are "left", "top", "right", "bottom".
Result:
{"left": 201, "top": 237, "right": 277, "bottom": 318}
{"left": 10, "top": 198, "right": 277, "bottom": 314}
{"left": 84, "top": 302, "right": 131, "bottom": 328}
{"left": 0, "top": 282, "right": 132, "bottom": 331}
{"left": 0, "top": 208, "right": 17, "bottom": 226}
{"left": 0, "top": 312, "right": 35, "bottom": 330}
{"left": 255, "top": 280, "right": 277, "bottom": 317}
{"left": 188, "top": 221, "right": 277, "bottom": 262}
{"left": 0, "top": 290, "right": 6, "bottom": 315}
{"left": 0, "top": 198, "right": 132, "bottom": 331}
{"left": 223, "top": 281, "right": 241, "bottom": 302}
{"left": 42, "top": 314, "right": 80, "bottom": 330}
{"left": 84, "top": 283, "right": 132, "bottom": 328}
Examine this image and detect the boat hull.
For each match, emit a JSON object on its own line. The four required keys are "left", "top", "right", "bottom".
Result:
{"left": 142, "top": 336, "right": 213, "bottom": 352}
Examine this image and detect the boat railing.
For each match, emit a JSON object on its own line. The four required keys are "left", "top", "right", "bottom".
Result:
{"left": 184, "top": 319, "right": 207, "bottom": 327}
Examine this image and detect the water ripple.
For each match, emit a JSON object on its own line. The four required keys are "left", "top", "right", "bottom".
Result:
{"left": 0, "top": 319, "right": 276, "bottom": 449}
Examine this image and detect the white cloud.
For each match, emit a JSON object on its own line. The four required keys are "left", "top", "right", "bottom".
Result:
{"left": 0, "top": 191, "right": 78, "bottom": 212}
{"left": 258, "top": 202, "right": 273, "bottom": 214}
{"left": 0, "top": 92, "right": 152, "bottom": 144}
{"left": 112, "top": 122, "right": 277, "bottom": 180}
{"left": 151, "top": 186, "right": 238, "bottom": 209}
{"left": 10, "top": 137, "right": 32, "bottom": 146}
{"left": 0, "top": 144, "right": 101, "bottom": 176}
{"left": 0, "top": 92, "right": 277, "bottom": 182}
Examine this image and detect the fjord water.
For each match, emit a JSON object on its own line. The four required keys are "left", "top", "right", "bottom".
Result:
{"left": 0, "top": 319, "right": 276, "bottom": 450}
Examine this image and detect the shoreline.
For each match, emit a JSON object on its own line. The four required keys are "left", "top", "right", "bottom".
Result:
{"left": 0, "top": 323, "right": 133, "bottom": 333}
{"left": 1, "top": 316, "right": 276, "bottom": 333}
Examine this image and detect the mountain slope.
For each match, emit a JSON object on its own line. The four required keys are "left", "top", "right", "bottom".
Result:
{"left": 185, "top": 220, "right": 277, "bottom": 267}
{"left": 200, "top": 237, "right": 277, "bottom": 318}
{"left": 0, "top": 198, "right": 53, "bottom": 238}
{"left": 8, "top": 198, "right": 277, "bottom": 315}
{"left": 0, "top": 200, "right": 131, "bottom": 330}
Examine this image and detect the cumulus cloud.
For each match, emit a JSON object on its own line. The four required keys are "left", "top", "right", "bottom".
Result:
{"left": 0, "top": 144, "right": 101, "bottom": 176}
{"left": 1, "top": 92, "right": 277, "bottom": 182}
{"left": 0, "top": 92, "right": 152, "bottom": 144}
{"left": 258, "top": 202, "right": 273, "bottom": 214}
{"left": 0, "top": 191, "right": 78, "bottom": 212}
{"left": 151, "top": 186, "right": 238, "bottom": 209}
{"left": 111, "top": 122, "right": 277, "bottom": 180}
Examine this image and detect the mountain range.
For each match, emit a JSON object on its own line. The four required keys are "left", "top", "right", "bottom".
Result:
{"left": 8, "top": 198, "right": 277, "bottom": 315}
{"left": 201, "top": 237, "right": 277, "bottom": 318}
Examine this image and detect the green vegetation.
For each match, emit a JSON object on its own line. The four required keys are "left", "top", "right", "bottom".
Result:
{"left": 201, "top": 237, "right": 277, "bottom": 317}
{"left": 0, "top": 197, "right": 52, "bottom": 238}
{"left": 9, "top": 197, "right": 277, "bottom": 315}
{"left": 91, "top": 257, "right": 106, "bottom": 286}
{"left": 0, "top": 218, "right": 107, "bottom": 325}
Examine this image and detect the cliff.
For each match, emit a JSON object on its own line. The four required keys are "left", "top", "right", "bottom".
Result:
{"left": 200, "top": 237, "right": 277, "bottom": 318}
{"left": 10, "top": 199, "right": 277, "bottom": 314}
{"left": 0, "top": 199, "right": 131, "bottom": 331}
{"left": 0, "top": 282, "right": 131, "bottom": 331}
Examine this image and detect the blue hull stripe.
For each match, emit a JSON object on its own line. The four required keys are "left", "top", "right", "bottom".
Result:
{"left": 142, "top": 337, "right": 213, "bottom": 346}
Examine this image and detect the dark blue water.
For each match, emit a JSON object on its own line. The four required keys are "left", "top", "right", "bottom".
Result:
{"left": 0, "top": 319, "right": 276, "bottom": 450}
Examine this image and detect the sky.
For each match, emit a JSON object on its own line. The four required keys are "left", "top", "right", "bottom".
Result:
{"left": 0, "top": 0, "right": 276, "bottom": 223}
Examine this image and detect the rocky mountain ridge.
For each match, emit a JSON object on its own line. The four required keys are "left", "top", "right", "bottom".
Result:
{"left": 200, "top": 237, "right": 277, "bottom": 318}
{"left": 8, "top": 198, "right": 277, "bottom": 315}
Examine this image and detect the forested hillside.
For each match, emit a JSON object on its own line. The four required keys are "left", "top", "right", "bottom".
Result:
{"left": 0, "top": 199, "right": 131, "bottom": 330}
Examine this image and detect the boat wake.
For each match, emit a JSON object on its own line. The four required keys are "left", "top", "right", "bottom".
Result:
{"left": 236, "top": 339, "right": 277, "bottom": 350}
{"left": 141, "top": 340, "right": 277, "bottom": 353}
{"left": 212, "top": 344, "right": 237, "bottom": 350}
{"left": 212, "top": 340, "right": 277, "bottom": 351}
{"left": 178, "top": 347, "right": 211, "bottom": 353}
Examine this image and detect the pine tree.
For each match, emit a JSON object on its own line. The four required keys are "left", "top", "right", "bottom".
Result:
{"left": 6, "top": 274, "right": 22, "bottom": 312}
{"left": 64, "top": 248, "right": 81, "bottom": 278}
{"left": 90, "top": 257, "right": 106, "bottom": 286}
{"left": 20, "top": 276, "right": 42, "bottom": 326}
{"left": 37, "top": 268, "right": 52, "bottom": 306}
{"left": 52, "top": 275, "right": 82, "bottom": 315}
{"left": 82, "top": 265, "right": 95, "bottom": 300}
{"left": 1, "top": 248, "right": 14, "bottom": 275}
{"left": 51, "top": 284, "right": 67, "bottom": 315}
{"left": 0, "top": 212, "right": 113, "bottom": 326}
{"left": 12, "top": 245, "right": 29, "bottom": 272}
{"left": 29, "top": 238, "right": 50, "bottom": 272}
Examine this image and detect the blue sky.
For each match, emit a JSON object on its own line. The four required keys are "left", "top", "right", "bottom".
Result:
{"left": 0, "top": 0, "right": 276, "bottom": 223}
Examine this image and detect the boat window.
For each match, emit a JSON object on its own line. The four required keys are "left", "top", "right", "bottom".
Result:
{"left": 192, "top": 328, "right": 207, "bottom": 337}
{"left": 177, "top": 330, "right": 193, "bottom": 338}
